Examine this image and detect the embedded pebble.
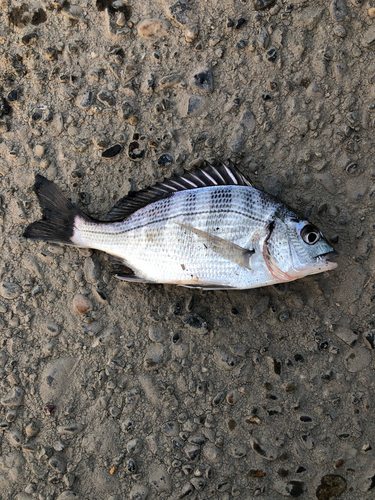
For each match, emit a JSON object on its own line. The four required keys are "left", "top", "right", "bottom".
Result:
{"left": 183, "top": 313, "right": 208, "bottom": 334}
{"left": 333, "top": 24, "right": 347, "bottom": 38}
{"left": 57, "top": 423, "right": 84, "bottom": 435}
{"left": 1, "top": 386, "right": 24, "bottom": 407}
{"left": 144, "top": 344, "right": 169, "bottom": 370}
{"left": 102, "top": 144, "right": 122, "bottom": 158}
{"left": 0, "top": 282, "right": 21, "bottom": 300}
{"left": 97, "top": 90, "right": 115, "bottom": 107}
{"left": 343, "top": 347, "right": 371, "bottom": 372}
{"left": 361, "top": 26, "right": 375, "bottom": 48}
{"left": 73, "top": 294, "right": 92, "bottom": 314}
{"left": 363, "top": 330, "right": 375, "bottom": 350}
{"left": 316, "top": 475, "right": 347, "bottom": 500}
{"left": 148, "top": 324, "right": 166, "bottom": 342}
{"left": 138, "top": 19, "right": 168, "bottom": 39}
{"left": 333, "top": 327, "right": 357, "bottom": 346}
{"left": 127, "top": 438, "right": 142, "bottom": 454}
{"left": 253, "top": 0, "right": 276, "bottom": 9}
{"left": 161, "top": 421, "right": 179, "bottom": 436}
{"left": 330, "top": 0, "right": 347, "bottom": 22}
{"left": 48, "top": 455, "right": 66, "bottom": 473}
{"left": 189, "top": 68, "right": 213, "bottom": 93}
{"left": 179, "top": 95, "right": 207, "bottom": 118}
{"left": 203, "top": 443, "right": 220, "bottom": 463}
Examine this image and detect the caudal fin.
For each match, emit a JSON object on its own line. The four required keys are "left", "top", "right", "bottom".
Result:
{"left": 23, "top": 175, "right": 91, "bottom": 245}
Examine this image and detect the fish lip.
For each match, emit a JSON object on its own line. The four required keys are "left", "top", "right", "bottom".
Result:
{"left": 318, "top": 250, "right": 339, "bottom": 270}
{"left": 320, "top": 250, "right": 339, "bottom": 260}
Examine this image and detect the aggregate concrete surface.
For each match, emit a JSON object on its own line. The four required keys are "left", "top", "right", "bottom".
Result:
{"left": 0, "top": 0, "right": 375, "bottom": 498}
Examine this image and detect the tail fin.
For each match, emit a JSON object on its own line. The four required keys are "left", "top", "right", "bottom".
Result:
{"left": 23, "top": 175, "right": 91, "bottom": 245}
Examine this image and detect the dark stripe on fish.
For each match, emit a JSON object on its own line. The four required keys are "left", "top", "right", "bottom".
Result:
{"left": 78, "top": 208, "right": 265, "bottom": 238}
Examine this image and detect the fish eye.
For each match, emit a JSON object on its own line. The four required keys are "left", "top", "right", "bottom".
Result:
{"left": 300, "top": 225, "right": 321, "bottom": 245}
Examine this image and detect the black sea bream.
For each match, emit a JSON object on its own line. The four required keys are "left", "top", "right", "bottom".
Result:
{"left": 23, "top": 162, "right": 338, "bottom": 290}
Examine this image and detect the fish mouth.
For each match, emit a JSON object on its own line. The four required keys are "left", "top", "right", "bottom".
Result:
{"left": 319, "top": 250, "right": 339, "bottom": 269}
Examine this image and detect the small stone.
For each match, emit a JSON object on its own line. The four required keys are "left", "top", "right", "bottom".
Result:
{"left": 363, "top": 330, "right": 375, "bottom": 350}
{"left": 250, "top": 438, "right": 278, "bottom": 460}
{"left": 0, "top": 282, "right": 21, "bottom": 300}
{"left": 0, "top": 386, "right": 23, "bottom": 407}
{"left": 361, "top": 26, "right": 375, "bottom": 48}
{"left": 22, "top": 32, "right": 38, "bottom": 45}
{"left": 57, "top": 423, "right": 84, "bottom": 435}
{"left": 34, "top": 145, "right": 45, "bottom": 157}
{"left": 203, "top": 443, "right": 220, "bottom": 463}
{"left": 159, "top": 73, "right": 183, "bottom": 88}
{"left": 161, "top": 421, "right": 179, "bottom": 436}
{"left": 61, "top": 5, "right": 85, "bottom": 22}
{"left": 127, "top": 438, "right": 142, "bottom": 454}
{"left": 333, "top": 24, "right": 346, "bottom": 38}
{"left": 144, "top": 344, "right": 169, "bottom": 370}
{"left": 7, "top": 90, "right": 18, "bottom": 102}
{"left": 97, "top": 90, "right": 115, "bottom": 107}
{"left": 140, "top": 73, "right": 154, "bottom": 95}
{"left": 78, "top": 91, "right": 93, "bottom": 110}
{"left": 185, "top": 26, "right": 198, "bottom": 42}
{"left": 183, "top": 313, "right": 208, "bottom": 334}
{"left": 149, "top": 324, "right": 166, "bottom": 342}
{"left": 236, "top": 40, "right": 247, "bottom": 50}
{"left": 126, "top": 458, "right": 137, "bottom": 474}
{"left": 138, "top": 19, "right": 169, "bottom": 39}
{"left": 253, "top": 0, "right": 276, "bottom": 10}
{"left": 316, "top": 475, "right": 347, "bottom": 500}
{"left": 72, "top": 294, "right": 91, "bottom": 314}
{"left": 102, "top": 144, "right": 122, "bottom": 158}
{"left": 259, "top": 27, "right": 269, "bottom": 50}
{"left": 185, "top": 444, "right": 200, "bottom": 461}
{"left": 48, "top": 455, "right": 66, "bottom": 473}
{"left": 167, "top": 0, "right": 192, "bottom": 27}
{"left": 265, "top": 47, "right": 277, "bottom": 64}
{"left": 334, "top": 327, "right": 357, "bottom": 346}
{"left": 179, "top": 95, "right": 207, "bottom": 118}
{"left": 25, "top": 422, "right": 39, "bottom": 437}
{"left": 369, "top": 8, "right": 375, "bottom": 18}
{"left": 343, "top": 347, "right": 371, "bottom": 372}
{"left": 329, "top": 0, "right": 347, "bottom": 22}
{"left": 157, "top": 153, "right": 174, "bottom": 166}
{"left": 189, "top": 68, "right": 213, "bottom": 93}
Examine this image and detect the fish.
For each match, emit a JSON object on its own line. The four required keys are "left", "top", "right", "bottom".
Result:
{"left": 23, "top": 162, "right": 338, "bottom": 290}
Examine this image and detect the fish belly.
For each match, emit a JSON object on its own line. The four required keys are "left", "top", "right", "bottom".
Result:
{"left": 73, "top": 186, "right": 280, "bottom": 288}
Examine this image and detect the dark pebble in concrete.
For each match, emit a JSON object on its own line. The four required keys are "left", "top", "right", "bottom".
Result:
{"left": 102, "top": 144, "right": 122, "bottom": 158}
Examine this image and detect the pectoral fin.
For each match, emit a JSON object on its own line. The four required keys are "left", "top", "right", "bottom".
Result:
{"left": 176, "top": 222, "right": 254, "bottom": 269}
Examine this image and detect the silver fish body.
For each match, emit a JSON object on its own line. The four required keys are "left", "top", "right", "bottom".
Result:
{"left": 24, "top": 163, "right": 338, "bottom": 290}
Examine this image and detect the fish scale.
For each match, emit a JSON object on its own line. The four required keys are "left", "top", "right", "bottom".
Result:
{"left": 23, "top": 162, "right": 338, "bottom": 290}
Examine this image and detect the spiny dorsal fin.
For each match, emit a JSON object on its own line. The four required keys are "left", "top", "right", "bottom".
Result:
{"left": 104, "top": 161, "right": 253, "bottom": 222}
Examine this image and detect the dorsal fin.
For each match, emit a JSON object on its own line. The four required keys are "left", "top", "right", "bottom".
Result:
{"left": 104, "top": 161, "right": 253, "bottom": 222}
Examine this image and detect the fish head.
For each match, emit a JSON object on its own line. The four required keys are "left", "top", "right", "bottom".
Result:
{"left": 264, "top": 216, "right": 338, "bottom": 282}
